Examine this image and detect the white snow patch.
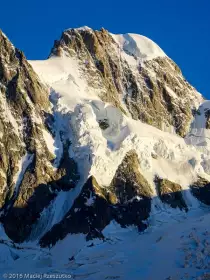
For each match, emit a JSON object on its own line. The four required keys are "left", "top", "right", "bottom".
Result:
{"left": 42, "top": 129, "right": 55, "bottom": 156}
{"left": 13, "top": 153, "right": 34, "bottom": 195}
{"left": 0, "top": 95, "right": 20, "bottom": 136}
{"left": 111, "top": 33, "right": 166, "bottom": 61}
{"left": 165, "top": 85, "right": 178, "bottom": 99}
{"left": 85, "top": 194, "right": 95, "bottom": 206}
{"left": 66, "top": 26, "right": 93, "bottom": 33}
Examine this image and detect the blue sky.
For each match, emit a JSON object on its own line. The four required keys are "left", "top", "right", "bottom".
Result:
{"left": 0, "top": 0, "right": 209, "bottom": 97}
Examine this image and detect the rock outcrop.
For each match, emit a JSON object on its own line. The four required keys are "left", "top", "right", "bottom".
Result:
{"left": 190, "top": 177, "right": 210, "bottom": 205}
{"left": 154, "top": 176, "right": 188, "bottom": 211}
{"left": 109, "top": 150, "right": 153, "bottom": 203}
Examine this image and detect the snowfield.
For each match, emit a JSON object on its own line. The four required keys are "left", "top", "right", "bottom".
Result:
{"left": 1, "top": 208, "right": 210, "bottom": 279}
{"left": 111, "top": 32, "right": 166, "bottom": 62}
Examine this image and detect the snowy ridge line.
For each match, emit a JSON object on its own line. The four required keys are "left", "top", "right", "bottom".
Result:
{"left": 111, "top": 32, "right": 166, "bottom": 61}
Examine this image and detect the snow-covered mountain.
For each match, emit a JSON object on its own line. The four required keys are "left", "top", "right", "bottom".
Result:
{"left": 0, "top": 26, "right": 210, "bottom": 278}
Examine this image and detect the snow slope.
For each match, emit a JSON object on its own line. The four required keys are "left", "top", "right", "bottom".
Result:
{"left": 1, "top": 207, "right": 210, "bottom": 279}
{"left": 186, "top": 101, "right": 210, "bottom": 146}
{"left": 111, "top": 33, "right": 166, "bottom": 61}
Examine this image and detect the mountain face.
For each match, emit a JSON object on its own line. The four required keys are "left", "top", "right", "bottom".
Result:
{"left": 0, "top": 26, "right": 209, "bottom": 252}
{"left": 50, "top": 27, "right": 203, "bottom": 136}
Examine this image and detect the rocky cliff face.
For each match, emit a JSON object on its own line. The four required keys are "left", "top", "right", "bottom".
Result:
{"left": 0, "top": 30, "right": 80, "bottom": 242}
{"left": 0, "top": 30, "right": 50, "bottom": 213}
{"left": 0, "top": 27, "right": 209, "bottom": 246}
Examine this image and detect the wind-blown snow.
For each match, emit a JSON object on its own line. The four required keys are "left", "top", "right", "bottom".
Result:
{"left": 30, "top": 56, "right": 96, "bottom": 111}
{"left": 67, "top": 26, "right": 93, "bottom": 33}
{"left": 111, "top": 33, "right": 166, "bottom": 61}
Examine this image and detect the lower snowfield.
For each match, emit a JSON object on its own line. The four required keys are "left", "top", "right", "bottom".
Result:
{"left": 1, "top": 209, "right": 210, "bottom": 279}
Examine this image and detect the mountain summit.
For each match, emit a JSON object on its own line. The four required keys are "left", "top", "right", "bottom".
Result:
{"left": 48, "top": 27, "right": 203, "bottom": 136}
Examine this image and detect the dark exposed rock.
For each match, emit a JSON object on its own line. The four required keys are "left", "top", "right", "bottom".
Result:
{"left": 190, "top": 177, "right": 210, "bottom": 205}
{"left": 113, "top": 198, "right": 151, "bottom": 231}
{"left": 205, "top": 110, "right": 210, "bottom": 129}
{"left": 98, "top": 119, "right": 109, "bottom": 130}
{"left": 154, "top": 176, "right": 188, "bottom": 211}
{"left": 109, "top": 150, "right": 153, "bottom": 203}
{"left": 109, "top": 150, "right": 152, "bottom": 229}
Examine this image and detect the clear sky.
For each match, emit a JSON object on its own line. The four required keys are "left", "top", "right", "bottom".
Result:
{"left": 0, "top": 0, "right": 209, "bottom": 97}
